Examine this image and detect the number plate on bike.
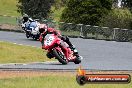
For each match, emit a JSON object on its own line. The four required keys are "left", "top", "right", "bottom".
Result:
{"left": 44, "top": 34, "right": 55, "bottom": 46}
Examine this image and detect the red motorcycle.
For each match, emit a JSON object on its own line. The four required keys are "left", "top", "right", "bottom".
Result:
{"left": 40, "top": 33, "right": 82, "bottom": 65}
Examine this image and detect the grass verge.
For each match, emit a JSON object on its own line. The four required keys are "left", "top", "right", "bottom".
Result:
{"left": 0, "top": 0, "right": 20, "bottom": 16}
{"left": 0, "top": 41, "right": 51, "bottom": 63}
{"left": 0, "top": 16, "right": 17, "bottom": 25}
{"left": 61, "top": 30, "right": 80, "bottom": 36}
{"left": 0, "top": 71, "right": 131, "bottom": 88}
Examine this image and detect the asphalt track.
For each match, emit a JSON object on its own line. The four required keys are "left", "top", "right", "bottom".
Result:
{"left": 0, "top": 31, "right": 132, "bottom": 71}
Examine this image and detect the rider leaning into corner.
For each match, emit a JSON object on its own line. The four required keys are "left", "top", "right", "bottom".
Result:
{"left": 21, "top": 14, "right": 40, "bottom": 31}
{"left": 21, "top": 14, "right": 33, "bottom": 30}
{"left": 22, "top": 14, "right": 33, "bottom": 23}
{"left": 39, "top": 24, "right": 79, "bottom": 60}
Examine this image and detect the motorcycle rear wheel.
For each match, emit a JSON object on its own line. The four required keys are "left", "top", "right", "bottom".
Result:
{"left": 74, "top": 56, "right": 81, "bottom": 64}
{"left": 53, "top": 49, "right": 68, "bottom": 65}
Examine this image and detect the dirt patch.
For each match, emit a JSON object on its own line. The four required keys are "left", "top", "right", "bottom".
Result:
{"left": 0, "top": 24, "right": 21, "bottom": 31}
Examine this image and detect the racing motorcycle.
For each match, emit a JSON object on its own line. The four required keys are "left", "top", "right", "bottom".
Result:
{"left": 22, "top": 21, "right": 40, "bottom": 40}
{"left": 40, "top": 33, "right": 82, "bottom": 65}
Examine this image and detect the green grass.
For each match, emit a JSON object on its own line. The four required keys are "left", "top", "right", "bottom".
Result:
{"left": 61, "top": 30, "right": 80, "bottom": 36}
{"left": 0, "top": 41, "right": 51, "bottom": 63}
{"left": 0, "top": 16, "right": 17, "bottom": 25}
{"left": 0, "top": 0, "right": 64, "bottom": 25}
{"left": 0, "top": 0, "right": 20, "bottom": 25}
{"left": 0, "top": 75, "right": 131, "bottom": 88}
{"left": 0, "top": 0, "right": 20, "bottom": 16}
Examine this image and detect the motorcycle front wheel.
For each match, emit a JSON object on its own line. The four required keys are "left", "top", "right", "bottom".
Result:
{"left": 33, "top": 36, "right": 38, "bottom": 40}
{"left": 53, "top": 49, "right": 68, "bottom": 65}
{"left": 26, "top": 31, "right": 30, "bottom": 38}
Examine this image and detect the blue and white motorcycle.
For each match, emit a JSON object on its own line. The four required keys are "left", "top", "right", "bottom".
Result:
{"left": 22, "top": 21, "right": 40, "bottom": 40}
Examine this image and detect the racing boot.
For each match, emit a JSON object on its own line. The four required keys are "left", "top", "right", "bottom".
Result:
{"left": 69, "top": 45, "right": 78, "bottom": 55}
{"left": 61, "top": 36, "right": 79, "bottom": 55}
{"left": 69, "top": 44, "right": 75, "bottom": 51}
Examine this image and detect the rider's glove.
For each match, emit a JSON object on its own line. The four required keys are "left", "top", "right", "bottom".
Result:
{"left": 21, "top": 23, "right": 25, "bottom": 28}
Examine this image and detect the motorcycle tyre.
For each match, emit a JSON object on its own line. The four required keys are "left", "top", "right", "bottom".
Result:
{"left": 74, "top": 56, "right": 81, "bottom": 64}
{"left": 53, "top": 49, "right": 68, "bottom": 65}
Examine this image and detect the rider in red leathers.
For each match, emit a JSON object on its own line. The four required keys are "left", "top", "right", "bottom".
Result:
{"left": 39, "top": 24, "right": 77, "bottom": 60}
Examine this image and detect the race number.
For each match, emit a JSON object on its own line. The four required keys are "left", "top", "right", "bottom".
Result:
{"left": 44, "top": 35, "right": 55, "bottom": 46}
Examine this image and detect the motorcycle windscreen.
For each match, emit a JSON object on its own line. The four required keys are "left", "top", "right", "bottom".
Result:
{"left": 30, "top": 22, "right": 39, "bottom": 35}
{"left": 30, "top": 21, "right": 37, "bottom": 28}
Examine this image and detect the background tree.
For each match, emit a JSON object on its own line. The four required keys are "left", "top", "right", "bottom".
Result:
{"left": 112, "top": 0, "right": 119, "bottom": 8}
{"left": 17, "top": 0, "right": 54, "bottom": 19}
{"left": 99, "top": 8, "right": 132, "bottom": 29}
{"left": 53, "top": 0, "right": 67, "bottom": 9}
{"left": 61, "top": 0, "right": 112, "bottom": 25}
{"left": 121, "top": 0, "right": 132, "bottom": 12}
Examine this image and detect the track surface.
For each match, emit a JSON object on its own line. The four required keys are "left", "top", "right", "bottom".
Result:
{"left": 0, "top": 31, "right": 132, "bottom": 70}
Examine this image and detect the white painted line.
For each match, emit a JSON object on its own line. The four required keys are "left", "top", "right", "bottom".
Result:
{"left": 23, "top": 64, "right": 27, "bottom": 65}
{"left": 0, "top": 61, "right": 58, "bottom": 66}
{"left": 44, "top": 61, "right": 58, "bottom": 63}
{"left": 0, "top": 14, "right": 16, "bottom": 18}
{"left": 18, "top": 44, "right": 23, "bottom": 46}
{"left": 26, "top": 61, "right": 58, "bottom": 64}
{"left": 0, "top": 63, "right": 25, "bottom": 66}
{"left": 11, "top": 42, "right": 40, "bottom": 49}
{"left": 13, "top": 43, "right": 16, "bottom": 45}
{"left": 0, "top": 41, "right": 41, "bottom": 49}
{"left": 112, "top": 41, "right": 116, "bottom": 42}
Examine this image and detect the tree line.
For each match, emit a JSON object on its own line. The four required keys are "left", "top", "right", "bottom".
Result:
{"left": 17, "top": 0, "right": 132, "bottom": 29}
